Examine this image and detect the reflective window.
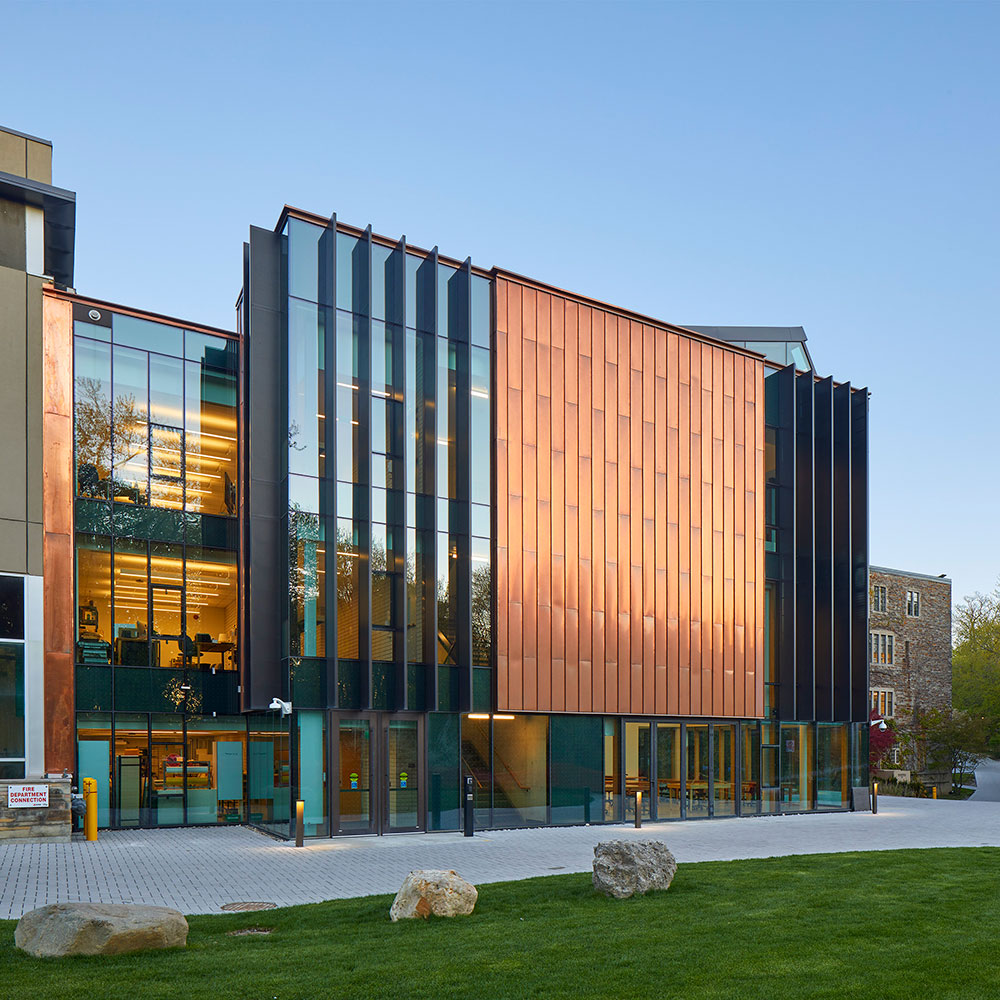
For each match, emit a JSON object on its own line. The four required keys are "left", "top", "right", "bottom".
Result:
{"left": 491, "top": 714, "right": 548, "bottom": 828}
{"left": 780, "top": 723, "right": 815, "bottom": 811}
{"left": 288, "top": 509, "right": 326, "bottom": 657}
{"left": 0, "top": 642, "right": 25, "bottom": 762}
{"left": 287, "top": 217, "right": 323, "bottom": 303}
{"left": 74, "top": 337, "right": 113, "bottom": 497}
{"left": 336, "top": 517, "right": 360, "bottom": 659}
{"left": 713, "top": 724, "right": 736, "bottom": 817}
{"left": 686, "top": 724, "right": 710, "bottom": 817}
{"left": 113, "top": 313, "right": 183, "bottom": 358}
{"left": 624, "top": 722, "right": 651, "bottom": 821}
{"left": 471, "top": 275, "right": 491, "bottom": 348}
{"left": 287, "top": 298, "right": 327, "bottom": 480}
{"left": 471, "top": 535, "right": 491, "bottom": 666}
{"left": 817, "top": 724, "right": 849, "bottom": 810}
{"left": 470, "top": 346, "right": 490, "bottom": 506}
{"left": 0, "top": 576, "right": 24, "bottom": 640}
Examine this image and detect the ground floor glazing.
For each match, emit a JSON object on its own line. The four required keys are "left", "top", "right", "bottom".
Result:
{"left": 75, "top": 711, "right": 867, "bottom": 836}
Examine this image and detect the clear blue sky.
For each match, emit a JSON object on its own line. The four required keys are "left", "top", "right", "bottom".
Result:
{"left": 3, "top": 1, "right": 997, "bottom": 607}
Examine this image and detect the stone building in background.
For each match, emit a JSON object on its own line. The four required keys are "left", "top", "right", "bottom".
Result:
{"left": 869, "top": 566, "right": 952, "bottom": 763}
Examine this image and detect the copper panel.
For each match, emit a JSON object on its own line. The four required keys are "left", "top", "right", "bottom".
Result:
{"left": 495, "top": 277, "right": 763, "bottom": 717}
{"left": 41, "top": 293, "right": 75, "bottom": 771}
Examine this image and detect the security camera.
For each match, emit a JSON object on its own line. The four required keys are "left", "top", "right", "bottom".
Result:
{"left": 269, "top": 697, "right": 292, "bottom": 717}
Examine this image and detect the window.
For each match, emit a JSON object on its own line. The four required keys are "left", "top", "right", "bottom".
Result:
{"left": 869, "top": 632, "right": 894, "bottom": 665}
{"left": 870, "top": 688, "right": 895, "bottom": 718}
{"left": 906, "top": 590, "right": 920, "bottom": 617}
{"left": 871, "top": 585, "right": 887, "bottom": 613}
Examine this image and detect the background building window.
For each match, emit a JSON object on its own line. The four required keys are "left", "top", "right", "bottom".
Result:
{"left": 871, "top": 585, "right": 887, "bottom": 613}
{"left": 870, "top": 688, "right": 895, "bottom": 717}
{"left": 906, "top": 590, "right": 920, "bottom": 617}
{"left": 869, "top": 632, "right": 894, "bottom": 665}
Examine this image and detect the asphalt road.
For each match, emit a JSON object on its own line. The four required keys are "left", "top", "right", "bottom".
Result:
{"left": 971, "top": 757, "right": 1000, "bottom": 801}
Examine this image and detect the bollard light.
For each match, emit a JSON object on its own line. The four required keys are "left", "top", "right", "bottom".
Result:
{"left": 295, "top": 799, "right": 305, "bottom": 847}
{"left": 635, "top": 790, "right": 643, "bottom": 828}
{"left": 872, "top": 781, "right": 878, "bottom": 815}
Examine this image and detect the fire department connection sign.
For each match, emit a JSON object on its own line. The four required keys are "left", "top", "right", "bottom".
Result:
{"left": 7, "top": 785, "right": 49, "bottom": 809}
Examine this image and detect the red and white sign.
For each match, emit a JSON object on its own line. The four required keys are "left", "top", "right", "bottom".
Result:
{"left": 7, "top": 785, "right": 49, "bottom": 809}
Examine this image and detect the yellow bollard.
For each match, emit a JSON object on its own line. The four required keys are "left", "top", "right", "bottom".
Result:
{"left": 83, "top": 777, "right": 98, "bottom": 842}
{"left": 932, "top": 785, "right": 938, "bottom": 800}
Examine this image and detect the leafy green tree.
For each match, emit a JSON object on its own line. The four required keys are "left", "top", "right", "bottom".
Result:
{"left": 953, "top": 584, "right": 1000, "bottom": 736}
{"left": 911, "top": 708, "right": 991, "bottom": 790}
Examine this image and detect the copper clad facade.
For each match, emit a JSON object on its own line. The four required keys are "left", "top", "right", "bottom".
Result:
{"left": 41, "top": 290, "right": 75, "bottom": 771}
{"left": 495, "top": 275, "right": 765, "bottom": 718}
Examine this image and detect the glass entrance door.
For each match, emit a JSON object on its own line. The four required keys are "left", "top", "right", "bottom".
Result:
{"left": 384, "top": 718, "right": 420, "bottom": 833}
{"left": 338, "top": 718, "right": 373, "bottom": 834}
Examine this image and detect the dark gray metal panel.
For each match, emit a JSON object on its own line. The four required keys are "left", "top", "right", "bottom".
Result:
{"left": 813, "top": 377, "right": 834, "bottom": 721}
{"left": 795, "top": 371, "right": 815, "bottom": 721}
{"left": 0, "top": 169, "right": 75, "bottom": 286}
{"left": 832, "top": 383, "right": 853, "bottom": 721}
{"left": 245, "top": 225, "right": 284, "bottom": 710}
{"left": 850, "top": 388, "right": 870, "bottom": 722}
{"left": 772, "top": 364, "right": 796, "bottom": 721}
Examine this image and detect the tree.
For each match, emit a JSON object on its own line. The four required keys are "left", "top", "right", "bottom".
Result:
{"left": 911, "top": 708, "right": 991, "bottom": 791}
{"left": 953, "top": 583, "right": 1000, "bottom": 741}
{"left": 869, "top": 708, "right": 896, "bottom": 771}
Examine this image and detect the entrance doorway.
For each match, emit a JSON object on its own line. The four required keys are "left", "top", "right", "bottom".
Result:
{"left": 333, "top": 714, "right": 424, "bottom": 835}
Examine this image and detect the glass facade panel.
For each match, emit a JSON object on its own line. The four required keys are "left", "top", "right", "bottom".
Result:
{"left": 336, "top": 518, "right": 360, "bottom": 659}
{"left": 656, "top": 723, "right": 682, "bottom": 819}
{"left": 713, "top": 724, "right": 737, "bottom": 817}
{"left": 186, "top": 717, "right": 247, "bottom": 824}
{"left": 297, "top": 710, "right": 329, "bottom": 836}
{"left": 427, "top": 712, "right": 460, "bottom": 831}
{"left": 686, "top": 723, "right": 710, "bottom": 818}
{"left": 780, "top": 723, "right": 815, "bottom": 812}
{"left": 149, "top": 713, "right": 185, "bottom": 826}
{"left": 623, "top": 722, "right": 651, "bottom": 821}
{"left": 289, "top": 509, "right": 326, "bottom": 657}
{"left": 74, "top": 336, "right": 112, "bottom": 497}
{"left": 0, "top": 643, "right": 25, "bottom": 762}
{"left": 817, "top": 724, "right": 849, "bottom": 810}
{"left": 460, "top": 715, "right": 491, "bottom": 827}
{"left": 491, "top": 715, "right": 547, "bottom": 828}
{"left": 387, "top": 719, "right": 419, "bottom": 830}
{"left": 471, "top": 275, "right": 490, "bottom": 349}
{"left": 0, "top": 576, "right": 24, "bottom": 640}
{"left": 113, "top": 313, "right": 183, "bottom": 357}
{"left": 249, "top": 716, "right": 291, "bottom": 837}
{"left": 183, "top": 361, "right": 237, "bottom": 516}
{"left": 287, "top": 298, "right": 327, "bottom": 480}
{"left": 550, "top": 715, "right": 603, "bottom": 825}
{"left": 741, "top": 722, "right": 761, "bottom": 815}
{"left": 338, "top": 718, "right": 372, "bottom": 833}
{"left": 111, "top": 345, "right": 149, "bottom": 504}
{"left": 77, "top": 713, "right": 112, "bottom": 828}
{"left": 603, "top": 717, "right": 620, "bottom": 821}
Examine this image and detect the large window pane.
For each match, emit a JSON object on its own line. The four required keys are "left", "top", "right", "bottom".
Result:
{"left": 713, "top": 724, "right": 737, "bottom": 817}
{"left": 186, "top": 717, "right": 246, "bottom": 824}
{"left": 624, "top": 721, "right": 651, "bottom": 821}
{"left": 471, "top": 536, "right": 491, "bottom": 667}
{"left": 471, "top": 275, "right": 491, "bottom": 349}
{"left": 0, "top": 576, "right": 24, "bottom": 641}
{"left": 336, "top": 518, "right": 360, "bottom": 659}
{"left": 287, "top": 218, "right": 322, "bottom": 303}
{"left": 427, "top": 713, "right": 460, "bottom": 830}
{"left": 549, "top": 715, "right": 602, "bottom": 825}
{"left": 470, "top": 346, "right": 490, "bottom": 505}
{"left": 288, "top": 509, "right": 325, "bottom": 658}
{"left": 113, "top": 314, "right": 183, "bottom": 358}
{"left": 781, "top": 723, "right": 815, "bottom": 812}
{"left": 686, "top": 723, "right": 710, "bottom": 817}
{"left": 76, "top": 534, "right": 112, "bottom": 664}
{"left": 817, "top": 723, "right": 849, "bottom": 810}
{"left": 111, "top": 345, "right": 148, "bottom": 504}
{"left": 185, "top": 547, "right": 238, "bottom": 671}
{"left": 298, "top": 710, "right": 328, "bottom": 837}
{"left": 0, "top": 643, "right": 25, "bottom": 761}
{"left": 603, "top": 717, "right": 620, "bottom": 821}
{"left": 113, "top": 538, "right": 150, "bottom": 666}
{"left": 249, "top": 716, "right": 290, "bottom": 837}
{"left": 149, "top": 714, "right": 184, "bottom": 826}
{"left": 656, "top": 723, "right": 681, "bottom": 820}
{"left": 74, "top": 336, "right": 112, "bottom": 497}
{"left": 489, "top": 715, "right": 547, "bottom": 828}
{"left": 741, "top": 722, "right": 761, "bottom": 815}
{"left": 460, "top": 714, "right": 491, "bottom": 827}
{"left": 185, "top": 362, "right": 237, "bottom": 516}
{"left": 287, "top": 299, "right": 326, "bottom": 480}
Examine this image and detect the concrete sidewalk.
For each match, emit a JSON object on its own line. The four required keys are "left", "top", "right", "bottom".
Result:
{"left": 3, "top": 797, "right": 999, "bottom": 918}
{"left": 971, "top": 758, "right": 1000, "bottom": 801}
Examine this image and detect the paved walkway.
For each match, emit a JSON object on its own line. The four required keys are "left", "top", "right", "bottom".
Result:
{"left": 3, "top": 797, "right": 1000, "bottom": 918}
{"left": 971, "top": 758, "right": 1000, "bottom": 801}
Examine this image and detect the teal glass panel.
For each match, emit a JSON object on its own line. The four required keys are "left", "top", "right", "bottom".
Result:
{"left": 185, "top": 331, "right": 238, "bottom": 373}
{"left": 113, "top": 313, "right": 183, "bottom": 358}
{"left": 371, "top": 662, "right": 392, "bottom": 711}
{"left": 337, "top": 660, "right": 362, "bottom": 710}
{"left": 472, "top": 667, "right": 491, "bottom": 713}
{"left": 77, "top": 732, "right": 111, "bottom": 828}
{"left": 75, "top": 499, "right": 112, "bottom": 534}
{"left": 550, "top": 715, "right": 602, "bottom": 825}
{"left": 75, "top": 665, "right": 112, "bottom": 710}
{"left": 336, "top": 233, "right": 362, "bottom": 315}
{"left": 407, "top": 663, "right": 426, "bottom": 711}
{"left": 297, "top": 710, "right": 328, "bottom": 836}
{"left": 74, "top": 320, "right": 110, "bottom": 342}
{"left": 290, "top": 657, "right": 325, "bottom": 707}
{"left": 427, "top": 713, "right": 460, "bottom": 830}
{"left": 437, "top": 665, "right": 458, "bottom": 712}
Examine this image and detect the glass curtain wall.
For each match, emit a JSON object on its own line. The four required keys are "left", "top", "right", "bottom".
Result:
{"left": 283, "top": 218, "right": 492, "bottom": 716}
{"left": 73, "top": 316, "right": 239, "bottom": 698}
{"left": 0, "top": 576, "right": 25, "bottom": 780}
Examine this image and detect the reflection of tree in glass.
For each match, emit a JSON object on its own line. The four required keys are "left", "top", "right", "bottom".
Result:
{"left": 288, "top": 504, "right": 322, "bottom": 657}
{"left": 74, "top": 375, "right": 147, "bottom": 496}
{"left": 472, "top": 562, "right": 492, "bottom": 666}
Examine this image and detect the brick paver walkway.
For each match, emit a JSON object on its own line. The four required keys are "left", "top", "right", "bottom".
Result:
{"left": 3, "top": 796, "right": 999, "bottom": 917}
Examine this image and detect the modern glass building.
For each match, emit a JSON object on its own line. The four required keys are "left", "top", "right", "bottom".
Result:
{"left": 12, "top": 128, "right": 869, "bottom": 836}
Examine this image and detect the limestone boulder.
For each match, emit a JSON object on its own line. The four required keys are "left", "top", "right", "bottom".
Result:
{"left": 592, "top": 839, "right": 677, "bottom": 899}
{"left": 389, "top": 869, "right": 478, "bottom": 921}
{"left": 14, "top": 903, "right": 189, "bottom": 957}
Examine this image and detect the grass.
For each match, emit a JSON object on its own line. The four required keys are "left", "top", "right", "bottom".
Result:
{"left": 3, "top": 849, "right": 1000, "bottom": 1000}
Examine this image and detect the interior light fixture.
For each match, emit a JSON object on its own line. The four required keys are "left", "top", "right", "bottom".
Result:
{"left": 492, "top": 715, "right": 515, "bottom": 721}
{"left": 467, "top": 713, "right": 490, "bottom": 720}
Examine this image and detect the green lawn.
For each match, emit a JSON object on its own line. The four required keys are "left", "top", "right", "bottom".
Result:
{"left": 3, "top": 849, "right": 999, "bottom": 1000}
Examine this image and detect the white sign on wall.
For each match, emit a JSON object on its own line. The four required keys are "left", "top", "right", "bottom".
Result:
{"left": 7, "top": 785, "right": 49, "bottom": 809}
